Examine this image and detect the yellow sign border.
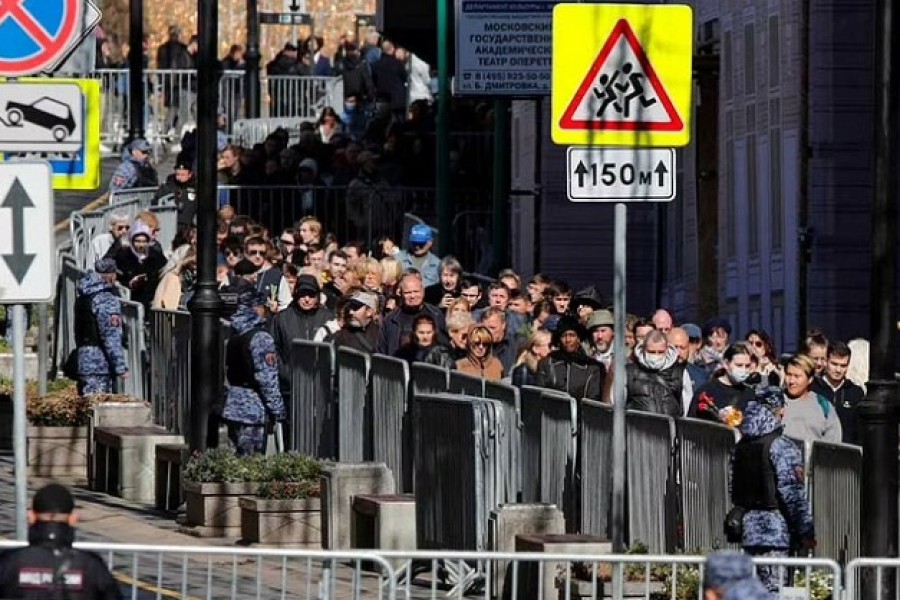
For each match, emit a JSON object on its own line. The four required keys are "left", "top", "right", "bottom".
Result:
{"left": 0, "top": 77, "right": 101, "bottom": 190}
{"left": 551, "top": 3, "right": 694, "bottom": 147}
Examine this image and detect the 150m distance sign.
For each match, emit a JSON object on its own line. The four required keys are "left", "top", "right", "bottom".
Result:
{"left": 566, "top": 147, "right": 675, "bottom": 202}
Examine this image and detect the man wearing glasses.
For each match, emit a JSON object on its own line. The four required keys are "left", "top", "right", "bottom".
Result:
{"left": 87, "top": 211, "right": 130, "bottom": 267}
{"left": 244, "top": 236, "right": 291, "bottom": 311}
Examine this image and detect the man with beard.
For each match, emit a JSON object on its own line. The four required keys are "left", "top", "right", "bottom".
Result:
{"left": 535, "top": 316, "right": 605, "bottom": 400}
{"left": 332, "top": 291, "right": 380, "bottom": 353}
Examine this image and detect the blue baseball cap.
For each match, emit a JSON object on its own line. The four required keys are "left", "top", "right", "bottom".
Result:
{"left": 409, "top": 224, "right": 433, "bottom": 244}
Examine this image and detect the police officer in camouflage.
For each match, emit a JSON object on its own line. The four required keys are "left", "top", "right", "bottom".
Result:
{"left": 108, "top": 138, "right": 159, "bottom": 193}
{"left": 74, "top": 259, "right": 128, "bottom": 396}
{"left": 223, "top": 290, "right": 286, "bottom": 455}
{"left": 731, "top": 387, "right": 816, "bottom": 593}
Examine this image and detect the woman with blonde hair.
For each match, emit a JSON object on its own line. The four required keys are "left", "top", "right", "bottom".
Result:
{"left": 296, "top": 216, "right": 322, "bottom": 247}
{"left": 511, "top": 329, "right": 552, "bottom": 387}
{"left": 358, "top": 257, "right": 384, "bottom": 293}
{"left": 380, "top": 256, "right": 402, "bottom": 297}
{"left": 445, "top": 297, "right": 471, "bottom": 320}
{"left": 456, "top": 325, "right": 504, "bottom": 381}
{"left": 152, "top": 247, "right": 196, "bottom": 309}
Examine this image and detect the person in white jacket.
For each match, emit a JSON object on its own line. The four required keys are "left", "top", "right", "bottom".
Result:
{"left": 396, "top": 47, "right": 433, "bottom": 106}
{"left": 87, "top": 211, "right": 131, "bottom": 266}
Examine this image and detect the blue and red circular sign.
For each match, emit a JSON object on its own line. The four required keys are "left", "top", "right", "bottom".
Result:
{"left": 0, "top": 0, "right": 82, "bottom": 76}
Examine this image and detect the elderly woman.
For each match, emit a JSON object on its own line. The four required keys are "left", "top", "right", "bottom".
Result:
{"left": 456, "top": 325, "right": 504, "bottom": 381}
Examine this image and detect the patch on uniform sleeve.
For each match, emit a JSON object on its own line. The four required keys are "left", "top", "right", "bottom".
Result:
{"left": 111, "top": 174, "right": 126, "bottom": 188}
{"left": 264, "top": 352, "right": 277, "bottom": 367}
{"left": 793, "top": 465, "right": 806, "bottom": 484}
{"left": 109, "top": 314, "right": 121, "bottom": 327}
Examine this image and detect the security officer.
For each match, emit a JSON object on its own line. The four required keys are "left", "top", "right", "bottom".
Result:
{"left": 75, "top": 259, "right": 128, "bottom": 396}
{"left": 703, "top": 553, "right": 771, "bottom": 600}
{"left": 730, "top": 386, "right": 815, "bottom": 593}
{"left": 108, "top": 138, "right": 159, "bottom": 193}
{"left": 0, "top": 483, "right": 120, "bottom": 600}
{"left": 152, "top": 154, "right": 197, "bottom": 234}
{"left": 223, "top": 289, "right": 286, "bottom": 455}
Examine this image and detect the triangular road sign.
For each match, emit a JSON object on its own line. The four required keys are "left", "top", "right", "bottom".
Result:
{"left": 559, "top": 19, "right": 684, "bottom": 132}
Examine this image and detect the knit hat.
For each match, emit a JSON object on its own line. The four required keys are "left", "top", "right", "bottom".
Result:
{"left": 94, "top": 258, "right": 117, "bottom": 274}
{"left": 553, "top": 315, "right": 584, "bottom": 345}
{"left": 32, "top": 483, "right": 75, "bottom": 514}
{"left": 703, "top": 552, "right": 754, "bottom": 590}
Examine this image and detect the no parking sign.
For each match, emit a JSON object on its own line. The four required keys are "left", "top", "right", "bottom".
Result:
{"left": 0, "top": 0, "right": 101, "bottom": 77}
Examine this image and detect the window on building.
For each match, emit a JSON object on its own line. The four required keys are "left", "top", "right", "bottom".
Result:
{"left": 770, "top": 99, "right": 783, "bottom": 250}
{"left": 768, "top": 15, "right": 780, "bottom": 89}
{"left": 744, "top": 23, "right": 756, "bottom": 96}
{"left": 746, "top": 105, "right": 758, "bottom": 255}
{"left": 723, "top": 30, "right": 733, "bottom": 100}
{"left": 725, "top": 111, "right": 736, "bottom": 257}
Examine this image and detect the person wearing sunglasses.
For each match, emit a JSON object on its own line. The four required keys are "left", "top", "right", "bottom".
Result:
{"left": 456, "top": 325, "right": 504, "bottom": 381}
{"left": 87, "top": 210, "right": 130, "bottom": 267}
{"left": 745, "top": 329, "right": 782, "bottom": 387}
{"left": 244, "top": 236, "right": 290, "bottom": 311}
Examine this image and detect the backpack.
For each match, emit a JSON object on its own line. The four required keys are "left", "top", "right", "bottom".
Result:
{"left": 815, "top": 393, "right": 831, "bottom": 418}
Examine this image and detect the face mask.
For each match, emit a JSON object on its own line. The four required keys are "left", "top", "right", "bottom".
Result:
{"left": 645, "top": 354, "right": 666, "bottom": 370}
{"left": 729, "top": 367, "right": 750, "bottom": 384}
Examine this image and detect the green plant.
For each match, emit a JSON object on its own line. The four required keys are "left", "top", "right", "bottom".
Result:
{"left": 182, "top": 448, "right": 324, "bottom": 485}
{"left": 26, "top": 391, "right": 143, "bottom": 427}
{"left": 256, "top": 480, "right": 321, "bottom": 500}
{"left": 793, "top": 569, "right": 834, "bottom": 600}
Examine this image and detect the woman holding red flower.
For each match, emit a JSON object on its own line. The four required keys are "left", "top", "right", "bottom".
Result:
{"left": 688, "top": 343, "right": 756, "bottom": 424}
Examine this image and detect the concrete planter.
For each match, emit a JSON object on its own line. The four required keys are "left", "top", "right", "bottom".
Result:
{"left": 87, "top": 402, "right": 152, "bottom": 486}
{"left": 239, "top": 496, "right": 322, "bottom": 545}
{"left": 184, "top": 482, "right": 260, "bottom": 532}
{"left": 27, "top": 425, "right": 88, "bottom": 478}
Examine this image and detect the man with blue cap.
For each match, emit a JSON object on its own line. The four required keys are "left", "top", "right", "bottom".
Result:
{"left": 108, "top": 138, "right": 159, "bottom": 192}
{"left": 729, "top": 386, "right": 815, "bottom": 592}
{"left": 704, "top": 553, "right": 771, "bottom": 600}
{"left": 223, "top": 289, "right": 286, "bottom": 455}
{"left": 72, "top": 258, "right": 128, "bottom": 396}
{"left": 399, "top": 224, "right": 441, "bottom": 288}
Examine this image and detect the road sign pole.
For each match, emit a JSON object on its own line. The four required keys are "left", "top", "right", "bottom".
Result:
{"left": 127, "top": 0, "right": 145, "bottom": 141}
{"left": 38, "top": 303, "right": 48, "bottom": 397}
{"left": 12, "top": 304, "right": 27, "bottom": 540}
{"left": 611, "top": 202, "right": 627, "bottom": 554}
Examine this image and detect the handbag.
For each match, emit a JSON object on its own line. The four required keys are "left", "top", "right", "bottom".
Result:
{"left": 724, "top": 505, "right": 746, "bottom": 544}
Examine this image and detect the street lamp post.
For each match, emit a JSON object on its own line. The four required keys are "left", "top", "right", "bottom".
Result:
{"left": 245, "top": 0, "right": 262, "bottom": 118}
{"left": 128, "top": 0, "right": 145, "bottom": 141}
{"left": 188, "top": 0, "right": 224, "bottom": 452}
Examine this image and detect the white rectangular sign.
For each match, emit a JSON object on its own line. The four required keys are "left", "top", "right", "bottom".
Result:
{"left": 455, "top": 0, "right": 557, "bottom": 96}
{"left": 566, "top": 147, "right": 676, "bottom": 202}
{"left": 0, "top": 162, "right": 55, "bottom": 303}
{"left": 0, "top": 83, "right": 84, "bottom": 153}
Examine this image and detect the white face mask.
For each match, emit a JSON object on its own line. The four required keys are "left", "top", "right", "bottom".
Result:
{"left": 729, "top": 367, "right": 750, "bottom": 384}
{"left": 645, "top": 354, "right": 666, "bottom": 370}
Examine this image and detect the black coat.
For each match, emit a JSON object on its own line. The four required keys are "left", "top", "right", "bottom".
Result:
{"left": 154, "top": 174, "right": 197, "bottom": 230}
{"left": 111, "top": 244, "right": 166, "bottom": 310}
{"left": 270, "top": 304, "right": 333, "bottom": 393}
{"left": 372, "top": 54, "right": 408, "bottom": 110}
{"left": 332, "top": 322, "right": 380, "bottom": 354}
{"left": 536, "top": 351, "right": 605, "bottom": 400}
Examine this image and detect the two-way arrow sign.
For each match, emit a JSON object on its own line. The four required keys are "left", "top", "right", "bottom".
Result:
{"left": 0, "top": 162, "right": 54, "bottom": 303}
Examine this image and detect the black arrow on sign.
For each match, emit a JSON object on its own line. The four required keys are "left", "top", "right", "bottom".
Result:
{"left": 289, "top": 0, "right": 301, "bottom": 10}
{"left": 654, "top": 160, "right": 669, "bottom": 187}
{"left": 574, "top": 161, "right": 589, "bottom": 187}
{"left": 2, "top": 178, "right": 35, "bottom": 284}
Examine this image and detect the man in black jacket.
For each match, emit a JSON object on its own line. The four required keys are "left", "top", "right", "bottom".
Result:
{"left": 536, "top": 317, "right": 605, "bottom": 400}
{"left": 333, "top": 291, "right": 380, "bottom": 353}
{"left": 372, "top": 40, "right": 407, "bottom": 122}
{"left": 0, "top": 484, "right": 120, "bottom": 600}
{"left": 376, "top": 272, "right": 445, "bottom": 356}
{"left": 153, "top": 156, "right": 196, "bottom": 235}
{"left": 811, "top": 340, "right": 864, "bottom": 444}
{"left": 271, "top": 275, "right": 333, "bottom": 396}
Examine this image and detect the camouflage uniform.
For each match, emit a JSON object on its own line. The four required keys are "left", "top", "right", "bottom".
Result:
{"left": 732, "top": 388, "right": 814, "bottom": 593}
{"left": 108, "top": 140, "right": 158, "bottom": 192}
{"left": 223, "top": 298, "right": 286, "bottom": 455}
{"left": 75, "top": 269, "right": 127, "bottom": 396}
{"left": 704, "top": 553, "right": 773, "bottom": 600}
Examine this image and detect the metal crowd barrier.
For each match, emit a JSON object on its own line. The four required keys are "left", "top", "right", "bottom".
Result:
{"left": 846, "top": 558, "right": 900, "bottom": 600}
{"left": 289, "top": 340, "right": 336, "bottom": 458}
{"left": 409, "top": 363, "right": 449, "bottom": 397}
{"left": 449, "top": 370, "right": 484, "bottom": 396}
{"left": 109, "top": 187, "right": 158, "bottom": 207}
{"left": 53, "top": 257, "right": 81, "bottom": 375}
{"left": 264, "top": 75, "right": 341, "bottom": 118}
{"left": 519, "top": 386, "right": 577, "bottom": 513}
{"left": 118, "top": 299, "right": 147, "bottom": 399}
{"left": 677, "top": 417, "right": 738, "bottom": 552}
{"left": 626, "top": 411, "right": 678, "bottom": 553}
{"left": 336, "top": 347, "right": 370, "bottom": 462}
{"left": 808, "top": 440, "right": 863, "bottom": 562}
{"left": 368, "top": 355, "right": 411, "bottom": 492}
{"left": 578, "top": 400, "right": 614, "bottom": 538}
{"left": 149, "top": 309, "right": 192, "bottom": 433}
{"left": 231, "top": 117, "right": 317, "bottom": 148}
{"left": 0, "top": 541, "right": 395, "bottom": 600}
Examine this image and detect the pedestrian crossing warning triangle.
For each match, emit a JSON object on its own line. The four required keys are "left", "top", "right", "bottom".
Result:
{"left": 559, "top": 19, "right": 684, "bottom": 132}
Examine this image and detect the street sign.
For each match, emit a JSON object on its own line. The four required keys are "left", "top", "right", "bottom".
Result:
{"left": 0, "top": 161, "right": 54, "bottom": 303}
{"left": 455, "top": 0, "right": 559, "bottom": 96}
{"left": 566, "top": 147, "right": 675, "bottom": 202}
{"left": 260, "top": 13, "right": 312, "bottom": 25}
{"left": 283, "top": 0, "right": 308, "bottom": 12}
{"left": 0, "top": 78, "right": 101, "bottom": 190}
{"left": 551, "top": 3, "right": 693, "bottom": 147}
{"left": 0, "top": 0, "right": 102, "bottom": 77}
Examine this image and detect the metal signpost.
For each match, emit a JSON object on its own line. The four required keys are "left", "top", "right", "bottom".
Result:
{"left": 0, "top": 162, "right": 55, "bottom": 540}
{"left": 551, "top": 3, "right": 693, "bottom": 564}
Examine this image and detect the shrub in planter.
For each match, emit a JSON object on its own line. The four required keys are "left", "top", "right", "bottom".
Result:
{"left": 241, "top": 459, "right": 324, "bottom": 544}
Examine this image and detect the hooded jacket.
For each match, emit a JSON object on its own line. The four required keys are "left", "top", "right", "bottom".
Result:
{"left": 625, "top": 345, "right": 685, "bottom": 416}
{"left": 732, "top": 401, "right": 815, "bottom": 548}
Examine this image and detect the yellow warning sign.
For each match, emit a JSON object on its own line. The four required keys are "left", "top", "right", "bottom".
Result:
{"left": 551, "top": 4, "right": 694, "bottom": 147}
